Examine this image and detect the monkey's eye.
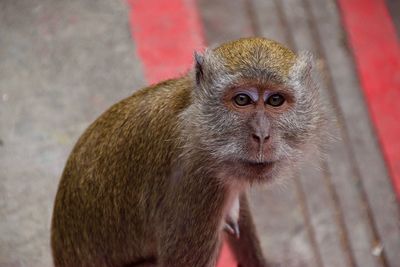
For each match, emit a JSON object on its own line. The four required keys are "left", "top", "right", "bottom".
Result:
{"left": 266, "top": 94, "right": 285, "bottom": 107}
{"left": 234, "top": 93, "right": 252, "bottom": 106}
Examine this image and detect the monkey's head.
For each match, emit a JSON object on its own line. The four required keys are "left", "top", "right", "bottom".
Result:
{"left": 181, "top": 37, "right": 328, "bottom": 183}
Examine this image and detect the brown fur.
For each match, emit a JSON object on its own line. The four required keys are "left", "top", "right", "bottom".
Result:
{"left": 51, "top": 37, "right": 327, "bottom": 267}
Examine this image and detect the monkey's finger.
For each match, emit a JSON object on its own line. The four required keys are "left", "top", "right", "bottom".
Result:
{"left": 224, "top": 223, "right": 235, "bottom": 235}
{"left": 224, "top": 222, "right": 240, "bottom": 239}
{"left": 231, "top": 222, "right": 240, "bottom": 239}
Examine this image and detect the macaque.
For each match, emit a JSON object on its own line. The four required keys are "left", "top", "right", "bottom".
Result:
{"left": 51, "top": 37, "right": 328, "bottom": 267}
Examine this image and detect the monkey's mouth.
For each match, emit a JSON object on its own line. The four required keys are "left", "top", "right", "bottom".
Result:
{"left": 239, "top": 159, "right": 275, "bottom": 171}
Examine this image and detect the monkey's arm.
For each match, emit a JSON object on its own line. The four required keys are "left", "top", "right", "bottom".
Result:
{"left": 226, "top": 194, "right": 270, "bottom": 267}
{"left": 157, "top": 172, "right": 226, "bottom": 267}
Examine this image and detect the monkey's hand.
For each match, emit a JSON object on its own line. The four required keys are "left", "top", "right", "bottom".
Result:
{"left": 224, "top": 218, "right": 240, "bottom": 239}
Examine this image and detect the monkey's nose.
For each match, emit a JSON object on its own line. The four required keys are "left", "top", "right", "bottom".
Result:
{"left": 251, "top": 133, "right": 270, "bottom": 144}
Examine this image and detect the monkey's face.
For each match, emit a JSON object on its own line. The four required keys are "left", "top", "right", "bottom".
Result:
{"left": 218, "top": 83, "right": 293, "bottom": 179}
{"left": 200, "top": 76, "right": 322, "bottom": 183}
{"left": 184, "top": 43, "right": 327, "bottom": 183}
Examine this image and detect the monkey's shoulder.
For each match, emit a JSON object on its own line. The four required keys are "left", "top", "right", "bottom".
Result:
{"left": 68, "top": 77, "right": 193, "bottom": 165}
{"left": 131, "top": 76, "right": 193, "bottom": 111}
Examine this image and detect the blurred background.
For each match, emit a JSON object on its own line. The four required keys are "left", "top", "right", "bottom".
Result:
{"left": 0, "top": 0, "right": 399, "bottom": 267}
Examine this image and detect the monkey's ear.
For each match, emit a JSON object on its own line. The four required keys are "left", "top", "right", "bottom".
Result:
{"left": 194, "top": 51, "right": 204, "bottom": 86}
{"left": 290, "top": 51, "right": 314, "bottom": 82}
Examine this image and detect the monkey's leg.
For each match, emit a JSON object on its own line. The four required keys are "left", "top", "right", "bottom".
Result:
{"left": 226, "top": 194, "right": 272, "bottom": 267}
{"left": 157, "top": 172, "right": 226, "bottom": 267}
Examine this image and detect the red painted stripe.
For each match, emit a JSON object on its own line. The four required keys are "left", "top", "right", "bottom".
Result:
{"left": 127, "top": 0, "right": 205, "bottom": 84}
{"left": 338, "top": 0, "right": 400, "bottom": 198}
{"left": 217, "top": 238, "right": 237, "bottom": 267}
{"left": 127, "top": 0, "right": 236, "bottom": 266}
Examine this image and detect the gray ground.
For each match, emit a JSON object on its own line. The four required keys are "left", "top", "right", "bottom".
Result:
{"left": 1, "top": 0, "right": 400, "bottom": 267}
{"left": 0, "top": 1, "right": 144, "bottom": 266}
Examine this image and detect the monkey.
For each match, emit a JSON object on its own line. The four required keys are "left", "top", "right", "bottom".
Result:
{"left": 51, "top": 37, "right": 328, "bottom": 267}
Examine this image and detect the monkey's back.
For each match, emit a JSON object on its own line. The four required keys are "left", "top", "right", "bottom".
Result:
{"left": 51, "top": 77, "right": 192, "bottom": 267}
